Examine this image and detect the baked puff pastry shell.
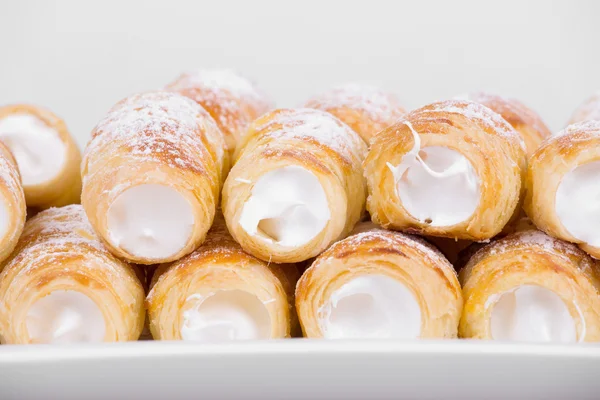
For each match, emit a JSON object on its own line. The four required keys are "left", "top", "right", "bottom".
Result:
{"left": 81, "top": 91, "right": 227, "bottom": 264}
{"left": 296, "top": 222, "right": 462, "bottom": 339}
{"left": 304, "top": 83, "right": 405, "bottom": 144}
{"left": 364, "top": 100, "right": 526, "bottom": 241}
{"left": 166, "top": 69, "right": 273, "bottom": 158}
{"left": 0, "top": 205, "right": 145, "bottom": 344}
{"left": 463, "top": 92, "right": 551, "bottom": 157}
{"left": 459, "top": 229, "right": 600, "bottom": 342}
{"left": 0, "top": 104, "right": 82, "bottom": 208}
{"left": 524, "top": 120, "right": 600, "bottom": 258}
{"left": 0, "top": 142, "right": 26, "bottom": 264}
{"left": 222, "top": 108, "right": 367, "bottom": 264}
{"left": 147, "top": 215, "right": 300, "bottom": 341}
{"left": 569, "top": 91, "right": 600, "bottom": 125}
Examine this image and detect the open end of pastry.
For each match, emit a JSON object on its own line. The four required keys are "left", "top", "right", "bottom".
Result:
{"left": 555, "top": 161, "right": 600, "bottom": 247}
{"left": 107, "top": 184, "right": 194, "bottom": 260}
{"left": 180, "top": 290, "right": 271, "bottom": 341}
{"left": 488, "top": 285, "right": 578, "bottom": 342}
{"left": 318, "top": 275, "right": 421, "bottom": 339}
{"left": 389, "top": 145, "right": 480, "bottom": 226}
{"left": 0, "top": 196, "right": 10, "bottom": 240}
{"left": 0, "top": 114, "right": 66, "bottom": 186}
{"left": 25, "top": 290, "right": 106, "bottom": 343}
{"left": 238, "top": 166, "right": 330, "bottom": 247}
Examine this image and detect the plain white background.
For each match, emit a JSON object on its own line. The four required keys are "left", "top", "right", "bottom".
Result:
{"left": 0, "top": 0, "right": 599, "bottom": 148}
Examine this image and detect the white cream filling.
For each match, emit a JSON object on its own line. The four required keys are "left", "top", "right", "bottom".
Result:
{"left": 26, "top": 290, "right": 106, "bottom": 343}
{"left": 181, "top": 290, "right": 271, "bottom": 341}
{"left": 487, "top": 285, "right": 580, "bottom": 343}
{"left": 0, "top": 114, "right": 66, "bottom": 186}
{"left": 107, "top": 184, "right": 194, "bottom": 260}
{"left": 318, "top": 274, "right": 421, "bottom": 339}
{"left": 238, "top": 166, "right": 330, "bottom": 247}
{"left": 387, "top": 121, "right": 480, "bottom": 227}
{"left": 556, "top": 161, "right": 600, "bottom": 247}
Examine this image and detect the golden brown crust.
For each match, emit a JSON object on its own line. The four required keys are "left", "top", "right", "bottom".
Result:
{"left": 223, "top": 108, "right": 368, "bottom": 263}
{"left": 0, "top": 205, "right": 145, "bottom": 344}
{"left": 364, "top": 100, "right": 526, "bottom": 241}
{"left": 304, "top": 83, "right": 405, "bottom": 144}
{"left": 0, "top": 141, "right": 26, "bottom": 264}
{"left": 524, "top": 120, "right": 600, "bottom": 257}
{"left": 0, "top": 104, "right": 82, "bottom": 208}
{"left": 166, "top": 69, "right": 273, "bottom": 157}
{"left": 296, "top": 223, "right": 462, "bottom": 338}
{"left": 459, "top": 229, "right": 600, "bottom": 341}
{"left": 569, "top": 91, "right": 600, "bottom": 125}
{"left": 146, "top": 215, "right": 299, "bottom": 340}
{"left": 465, "top": 92, "right": 551, "bottom": 157}
{"left": 81, "top": 91, "right": 228, "bottom": 264}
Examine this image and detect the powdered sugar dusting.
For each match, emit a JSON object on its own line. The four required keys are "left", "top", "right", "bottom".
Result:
{"left": 570, "top": 91, "right": 600, "bottom": 124}
{"left": 0, "top": 148, "right": 23, "bottom": 207}
{"left": 84, "top": 91, "right": 224, "bottom": 185}
{"left": 553, "top": 120, "right": 600, "bottom": 138}
{"left": 166, "top": 69, "right": 273, "bottom": 149}
{"left": 421, "top": 100, "right": 526, "bottom": 150}
{"left": 256, "top": 108, "right": 366, "bottom": 164}
{"left": 305, "top": 83, "right": 405, "bottom": 124}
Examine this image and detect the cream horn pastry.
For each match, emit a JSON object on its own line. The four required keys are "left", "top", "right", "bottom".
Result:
{"left": 461, "top": 92, "right": 551, "bottom": 157}
{"left": 147, "top": 215, "right": 300, "bottom": 341}
{"left": 364, "top": 100, "right": 526, "bottom": 241}
{"left": 0, "top": 104, "right": 82, "bottom": 208}
{"left": 166, "top": 69, "right": 273, "bottom": 157}
{"left": 0, "top": 205, "right": 145, "bottom": 344}
{"left": 81, "top": 91, "right": 227, "bottom": 264}
{"left": 222, "top": 108, "right": 368, "bottom": 264}
{"left": 0, "top": 142, "right": 26, "bottom": 263}
{"left": 459, "top": 229, "right": 600, "bottom": 342}
{"left": 296, "top": 222, "right": 462, "bottom": 339}
{"left": 569, "top": 91, "right": 600, "bottom": 124}
{"left": 524, "top": 120, "right": 600, "bottom": 258}
{"left": 304, "top": 83, "right": 405, "bottom": 144}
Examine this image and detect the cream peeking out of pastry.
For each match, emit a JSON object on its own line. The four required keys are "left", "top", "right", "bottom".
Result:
{"left": 147, "top": 216, "right": 300, "bottom": 341}
{"left": 26, "top": 290, "right": 106, "bottom": 343}
{"left": 459, "top": 229, "right": 600, "bottom": 342}
{"left": 223, "top": 108, "right": 367, "bottom": 263}
{"left": 365, "top": 100, "right": 526, "bottom": 241}
{"left": 107, "top": 184, "right": 195, "bottom": 260}
{"left": 180, "top": 290, "right": 271, "bottom": 341}
{"left": 81, "top": 91, "right": 227, "bottom": 264}
{"left": 387, "top": 121, "right": 480, "bottom": 227}
{"left": 317, "top": 275, "right": 421, "bottom": 339}
{"left": 238, "top": 166, "right": 330, "bottom": 248}
{"left": 0, "top": 205, "right": 145, "bottom": 344}
{"left": 296, "top": 222, "right": 462, "bottom": 339}
{"left": 525, "top": 120, "right": 600, "bottom": 258}
{"left": 486, "top": 285, "right": 578, "bottom": 342}
{"left": 0, "top": 105, "right": 82, "bottom": 209}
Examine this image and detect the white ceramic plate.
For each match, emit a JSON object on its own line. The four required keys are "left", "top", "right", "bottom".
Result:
{"left": 1, "top": 340, "right": 599, "bottom": 400}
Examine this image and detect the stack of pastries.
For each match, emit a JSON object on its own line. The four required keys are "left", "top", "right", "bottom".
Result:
{"left": 0, "top": 70, "right": 599, "bottom": 346}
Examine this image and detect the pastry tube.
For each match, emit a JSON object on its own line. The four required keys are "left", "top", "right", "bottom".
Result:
{"left": 569, "top": 91, "right": 600, "bottom": 124}
{"left": 81, "top": 91, "right": 227, "bottom": 264}
{"left": 524, "top": 120, "right": 600, "bottom": 258}
{"left": 147, "top": 215, "right": 300, "bottom": 341}
{"left": 166, "top": 69, "right": 273, "bottom": 157}
{"left": 459, "top": 230, "right": 600, "bottom": 342}
{"left": 296, "top": 222, "right": 462, "bottom": 339}
{"left": 0, "top": 205, "right": 145, "bottom": 344}
{"left": 462, "top": 92, "right": 551, "bottom": 157}
{"left": 364, "top": 100, "right": 526, "bottom": 241}
{"left": 0, "top": 104, "right": 82, "bottom": 208}
{"left": 0, "top": 142, "right": 26, "bottom": 263}
{"left": 304, "top": 83, "right": 405, "bottom": 144}
{"left": 425, "top": 236, "right": 472, "bottom": 266}
{"left": 222, "top": 108, "right": 367, "bottom": 263}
